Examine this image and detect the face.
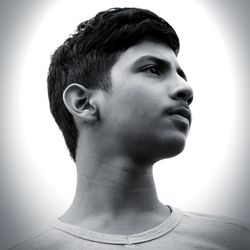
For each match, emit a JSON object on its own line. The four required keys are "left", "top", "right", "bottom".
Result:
{"left": 98, "top": 40, "right": 193, "bottom": 163}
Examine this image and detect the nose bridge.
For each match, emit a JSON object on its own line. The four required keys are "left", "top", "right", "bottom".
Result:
{"left": 169, "top": 76, "right": 193, "bottom": 105}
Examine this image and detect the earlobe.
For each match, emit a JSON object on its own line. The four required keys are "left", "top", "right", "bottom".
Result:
{"left": 63, "top": 83, "right": 98, "bottom": 123}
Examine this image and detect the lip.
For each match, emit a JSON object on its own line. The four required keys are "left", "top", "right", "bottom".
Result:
{"left": 169, "top": 106, "right": 192, "bottom": 125}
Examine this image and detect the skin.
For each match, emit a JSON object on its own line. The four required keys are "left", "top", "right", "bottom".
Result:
{"left": 61, "top": 40, "right": 193, "bottom": 235}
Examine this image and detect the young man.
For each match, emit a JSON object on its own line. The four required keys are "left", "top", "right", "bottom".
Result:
{"left": 11, "top": 7, "right": 250, "bottom": 249}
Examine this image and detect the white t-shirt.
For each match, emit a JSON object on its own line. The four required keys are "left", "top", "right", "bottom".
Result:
{"left": 9, "top": 206, "right": 250, "bottom": 250}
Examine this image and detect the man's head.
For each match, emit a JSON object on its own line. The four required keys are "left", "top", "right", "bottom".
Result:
{"left": 48, "top": 7, "right": 190, "bottom": 161}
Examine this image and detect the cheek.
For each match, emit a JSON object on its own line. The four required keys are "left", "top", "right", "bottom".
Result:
{"left": 117, "top": 91, "right": 160, "bottom": 124}
{"left": 103, "top": 76, "right": 166, "bottom": 130}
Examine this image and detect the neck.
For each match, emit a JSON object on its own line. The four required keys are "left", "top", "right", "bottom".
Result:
{"left": 60, "top": 134, "right": 170, "bottom": 234}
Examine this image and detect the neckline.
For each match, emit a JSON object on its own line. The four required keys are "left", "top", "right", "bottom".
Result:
{"left": 50, "top": 206, "right": 183, "bottom": 245}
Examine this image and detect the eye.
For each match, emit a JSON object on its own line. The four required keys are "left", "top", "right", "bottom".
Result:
{"left": 177, "top": 68, "right": 187, "bottom": 81}
{"left": 142, "top": 65, "right": 161, "bottom": 76}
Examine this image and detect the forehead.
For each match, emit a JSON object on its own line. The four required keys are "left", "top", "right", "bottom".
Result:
{"left": 112, "top": 40, "right": 180, "bottom": 73}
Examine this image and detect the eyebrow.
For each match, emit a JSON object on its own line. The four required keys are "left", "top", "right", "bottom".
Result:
{"left": 132, "top": 55, "right": 187, "bottom": 81}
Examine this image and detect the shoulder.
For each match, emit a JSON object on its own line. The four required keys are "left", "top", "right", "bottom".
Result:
{"left": 8, "top": 226, "right": 73, "bottom": 250}
{"left": 182, "top": 210, "right": 250, "bottom": 231}
{"left": 176, "top": 209, "right": 250, "bottom": 249}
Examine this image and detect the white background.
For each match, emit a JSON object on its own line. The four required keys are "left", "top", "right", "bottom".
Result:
{"left": 0, "top": 0, "right": 249, "bottom": 245}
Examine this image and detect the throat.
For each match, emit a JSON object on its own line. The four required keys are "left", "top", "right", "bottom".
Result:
{"left": 60, "top": 155, "right": 171, "bottom": 235}
{"left": 62, "top": 203, "right": 171, "bottom": 235}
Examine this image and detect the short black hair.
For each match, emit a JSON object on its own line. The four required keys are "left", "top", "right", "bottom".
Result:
{"left": 47, "top": 7, "right": 180, "bottom": 161}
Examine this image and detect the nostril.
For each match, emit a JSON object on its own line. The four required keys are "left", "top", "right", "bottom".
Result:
{"left": 171, "top": 84, "right": 193, "bottom": 105}
{"left": 176, "top": 92, "right": 186, "bottom": 99}
{"left": 174, "top": 90, "right": 193, "bottom": 105}
{"left": 187, "top": 96, "right": 193, "bottom": 105}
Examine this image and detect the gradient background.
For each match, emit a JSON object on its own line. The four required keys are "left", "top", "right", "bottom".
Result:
{"left": 0, "top": 0, "right": 249, "bottom": 248}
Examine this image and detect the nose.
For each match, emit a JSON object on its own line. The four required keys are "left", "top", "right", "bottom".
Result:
{"left": 170, "top": 81, "right": 193, "bottom": 105}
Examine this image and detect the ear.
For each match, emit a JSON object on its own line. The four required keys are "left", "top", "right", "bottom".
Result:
{"left": 63, "top": 83, "right": 98, "bottom": 123}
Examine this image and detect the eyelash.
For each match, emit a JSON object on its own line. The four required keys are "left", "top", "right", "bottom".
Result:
{"left": 142, "top": 65, "right": 161, "bottom": 76}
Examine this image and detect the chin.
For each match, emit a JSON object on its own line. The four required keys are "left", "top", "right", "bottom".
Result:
{"left": 136, "top": 133, "right": 188, "bottom": 163}
{"left": 159, "top": 134, "right": 187, "bottom": 159}
{"left": 166, "top": 141, "right": 186, "bottom": 158}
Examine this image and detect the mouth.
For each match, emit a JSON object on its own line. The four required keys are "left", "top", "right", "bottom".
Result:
{"left": 169, "top": 107, "right": 192, "bottom": 125}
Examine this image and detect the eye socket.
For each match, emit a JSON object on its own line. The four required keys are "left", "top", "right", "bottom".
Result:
{"left": 142, "top": 65, "right": 161, "bottom": 76}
